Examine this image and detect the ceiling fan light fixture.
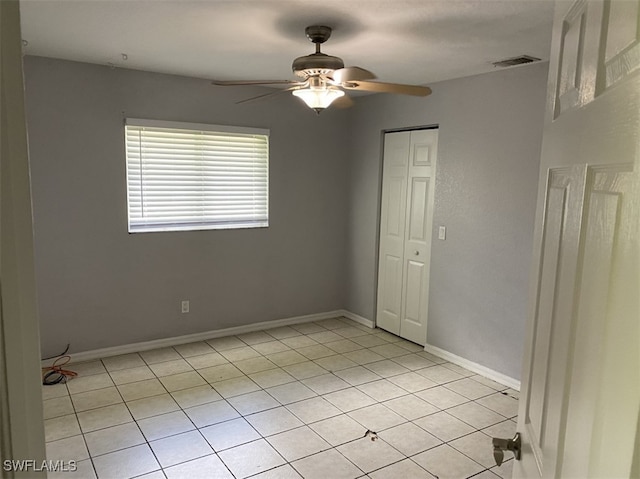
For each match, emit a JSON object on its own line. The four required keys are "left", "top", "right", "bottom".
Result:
{"left": 214, "top": 25, "right": 432, "bottom": 111}
{"left": 292, "top": 85, "right": 344, "bottom": 113}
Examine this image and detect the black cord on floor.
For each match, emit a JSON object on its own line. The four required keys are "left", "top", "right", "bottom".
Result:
{"left": 41, "top": 344, "right": 77, "bottom": 386}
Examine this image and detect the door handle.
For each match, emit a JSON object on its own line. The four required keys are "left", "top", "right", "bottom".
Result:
{"left": 414, "top": 251, "right": 419, "bottom": 256}
{"left": 492, "top": 432, "right": 521, "bottom": 466}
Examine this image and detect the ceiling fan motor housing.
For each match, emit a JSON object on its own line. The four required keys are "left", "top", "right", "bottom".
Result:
{"left": 292, "top": 53, "right": 345, "bottom": 78}
{"left": 293, "top": 25, "right": 344, "bottom": 79}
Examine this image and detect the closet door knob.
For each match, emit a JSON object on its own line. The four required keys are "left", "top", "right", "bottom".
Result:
{"left": 414, "top": 251, "right": 419, "bottom": 256}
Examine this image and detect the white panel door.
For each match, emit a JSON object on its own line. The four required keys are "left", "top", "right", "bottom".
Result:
{"left": 399, "top": 129, "right": 438, "bottom": 344}
{"left": 376, "top": 131, "right": 410, "bottom": 336}
{"left": 377, "top": 129, "right": 438, "bottom": 345}
{"left": 513, "top": 0, "right": 640, "bottom": 477}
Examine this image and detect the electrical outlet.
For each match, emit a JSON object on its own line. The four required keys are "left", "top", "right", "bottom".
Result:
{"left": 181, "top": 300, "right": 189, "bottom": 313}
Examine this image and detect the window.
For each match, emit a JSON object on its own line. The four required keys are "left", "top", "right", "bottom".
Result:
{"left": 125, "top": 119, "right": 269, "bottom": 233}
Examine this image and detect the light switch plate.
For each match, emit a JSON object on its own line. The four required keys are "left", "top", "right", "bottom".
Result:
{"left": 438, "top": 226, "right": 446, "bottom": 240}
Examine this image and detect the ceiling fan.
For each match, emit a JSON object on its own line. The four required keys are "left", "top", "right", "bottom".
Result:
{"left": 212, "top": 25, "right": 432, "bottom": 113}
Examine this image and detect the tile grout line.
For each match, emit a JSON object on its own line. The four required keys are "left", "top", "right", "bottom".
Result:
{"left": 102, "top": 355, "right": 167, "bottom": 478}
{"left": 44, "top": 318, "right": 517, "bottom": 479}
{"left": 63, "top": 371, "right": 100, "bottom": 479}
{"left": 134, "top": 345, "right": 239, "bottom": 478}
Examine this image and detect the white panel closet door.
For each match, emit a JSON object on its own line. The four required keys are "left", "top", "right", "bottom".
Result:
{"left": 377, "top": 129, "right": 438, "bottom": 345}
{"left": 376, "top": 131, "right": 410, "bottom": 336}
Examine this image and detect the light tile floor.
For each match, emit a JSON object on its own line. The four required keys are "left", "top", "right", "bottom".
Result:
{"left": 42, "top": 317, "right": 519, "bottom": 479}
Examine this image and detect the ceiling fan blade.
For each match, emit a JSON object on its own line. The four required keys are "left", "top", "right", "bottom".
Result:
{"left": 236, "top": 86, "right": 301, "bottom": 105}
{"left": 332, "top": 95, "right": 355, "bottom": 109}
{"left": 212, "top": 79, "right": 302, "bottom": 86}
{"left": 332, "top": 66, "right": 376, "bottom": 83}
{"left": 344, "top": 80, "right": 432, "bottom": 97}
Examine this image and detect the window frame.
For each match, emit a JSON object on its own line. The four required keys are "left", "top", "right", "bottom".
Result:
{"left": 124, "top": 118, "right": 269, "bottom": 234}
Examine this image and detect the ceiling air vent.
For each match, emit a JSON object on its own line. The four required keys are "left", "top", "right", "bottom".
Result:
{"left": 492, "top": 55, "right": 541, "bottom": 68}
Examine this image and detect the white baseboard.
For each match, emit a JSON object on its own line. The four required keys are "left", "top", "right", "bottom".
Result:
{"left": 42, "top": 308, "right": 519, "bottom": 394}
{"left": 424, "top": 343, "right": 521, "bottom": 391}
{"left": 43, "top": 310, "right": 349, "bottom": 367}
{"left": 339, "top": 310, "right": 375, "bottom": 329}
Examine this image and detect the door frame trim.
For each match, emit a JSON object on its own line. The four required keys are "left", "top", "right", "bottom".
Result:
{"left": 0, "top": 1, "right": 47, "bottom": 474}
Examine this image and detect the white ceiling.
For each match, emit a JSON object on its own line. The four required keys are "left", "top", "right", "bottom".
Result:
{"left": 19, "top": 0, "right": 555, "bottom": 87}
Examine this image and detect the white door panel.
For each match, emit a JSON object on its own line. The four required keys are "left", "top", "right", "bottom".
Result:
{"left": 385, "top": 176, "right": 407, "bottom": 238}
{"left": 403, "top": 259, "right": 425, "bottom": 325}
{"left": 522, "top": 167, "right": 587, "bottom": 476}
{"left": 560, "top": 165, "right": 636, "bottom": 478}
{"left": 408, "top": 177, "right": 429, "bottom": 242}
{"left": 526, "top": 171, "right": 576, "bottom": 454}
{"left": 385, "top": 132, "right": 411, "bottom": 167}
{"left": 379, "top": 255, "right": 402, "bottom": 335}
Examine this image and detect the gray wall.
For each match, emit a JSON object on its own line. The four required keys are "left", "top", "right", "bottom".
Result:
{"left": 24, "top": 57, "right": 351, "bottom": 357}
{"left": 25, "top": 56, "right": 547, "bottom": 380}
{"left": 345, "top": 62, "right": 548, "bottom": 379}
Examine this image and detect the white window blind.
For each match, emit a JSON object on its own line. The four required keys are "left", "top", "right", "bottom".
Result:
{"left": 125, "top": 119, "right": 269, "bottom": 233}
